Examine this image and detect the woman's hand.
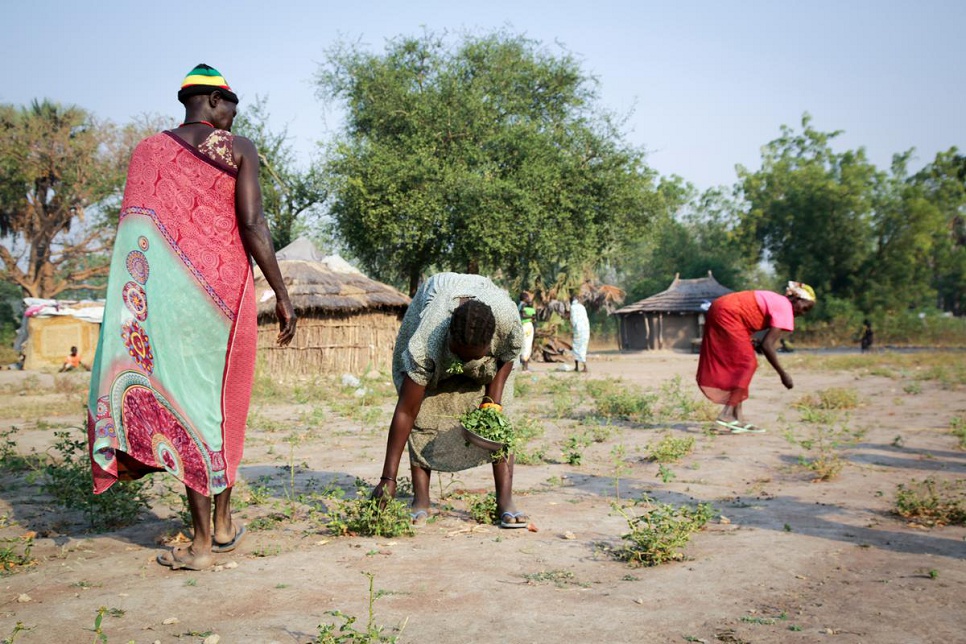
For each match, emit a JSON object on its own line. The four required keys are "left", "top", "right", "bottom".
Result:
{"left": 780, "top": 371, "right": 794, "bottom": 389}
{"left": 371, "top": 478, "right": 397, "bottom": 503}
{"left": 275, "top": 297, "right": 297, "bottom": 346}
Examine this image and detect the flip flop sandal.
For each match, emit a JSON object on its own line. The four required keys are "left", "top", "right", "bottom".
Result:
{"left": 410, "top": 510, "right": 430, "bottom": 525}
{"left": 211, "top": 524, "right": 246, "bottom": 553}
{"left": 715, "top": 419, "right": 743, "bottom": 432}
{"left": 500, "top": 511, "right": 529, "bottom": 529}
{"left": 730, "top": 423, "right": 766, "bottom": 434}
{"left": 156, "top": 546, "right": 210, "bottom": 571}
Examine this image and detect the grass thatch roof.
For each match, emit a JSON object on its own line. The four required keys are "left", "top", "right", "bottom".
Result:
{"left": 253, "top": 240, "right": 410, "bottom": 320}
{"left": 614, "top": 272, "right": 732, "bottom": 315}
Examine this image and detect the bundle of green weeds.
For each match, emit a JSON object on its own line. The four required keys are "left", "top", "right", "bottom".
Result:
{"left": 459, "top": 406, "right": 517, "bottom": 459}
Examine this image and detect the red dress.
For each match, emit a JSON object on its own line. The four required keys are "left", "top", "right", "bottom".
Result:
{"left": 696, "top": 291, "right": 766, "bottom": 406}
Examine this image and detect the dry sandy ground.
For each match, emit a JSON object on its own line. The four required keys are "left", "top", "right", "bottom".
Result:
{"left": 0, "top": 350, "right": 964, "bottom": 643}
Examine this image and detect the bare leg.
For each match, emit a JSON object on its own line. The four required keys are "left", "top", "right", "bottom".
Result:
{"left": 717, "top": 404, "right": 739, "bottom": 423}
{"left": 493, "top": 454, "right": 527, "bottom": 524}
{"left": 158, "top": 486, "right": 213, "bottom": 570}
{"left": 410, "top": 463, "right": 431, "bottom": 513}
{"left": 212, "top": 487, "right": 235, "bottom": 545}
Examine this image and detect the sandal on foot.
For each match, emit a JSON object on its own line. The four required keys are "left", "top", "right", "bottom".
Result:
{"left": 715, "top": 419, "right": 743, "bottom": 432}
{"left": 410, "top": 509, "right": 430, "bottom": 525}
{"left": 500, "top": 511, "right": 529, "bottom": 529}
{"left": 211, "top": 524, "right": 246, "bottom": 554}
{"left": 157, "top": 546, "right": 211, "bottom": 571}
{"left": 730, "top": 423, "right": 766, "bottom": 434}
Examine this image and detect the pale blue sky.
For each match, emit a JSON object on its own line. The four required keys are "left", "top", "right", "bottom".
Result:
{"left": 1, "top": 0, "right": 962, "bottom": 190}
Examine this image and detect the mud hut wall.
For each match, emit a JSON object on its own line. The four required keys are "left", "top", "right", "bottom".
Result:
{"left": 661, "top": 314, "right": 699, "bottom": 351}
{"left": 257, "top": 310, "right": 403, "bottom": 376}
{"left": 23, "top": 316, "right": 101, "bottom": 371}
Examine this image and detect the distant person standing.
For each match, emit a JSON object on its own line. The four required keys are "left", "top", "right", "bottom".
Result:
{"left": 518, "top": 291, "right": 536, "bottom": 371}
{"left": 860, "top": 319, "right": 874, "bottom": 352}
{"left": 570, "top": 296, "right": 590, "bottom": 373}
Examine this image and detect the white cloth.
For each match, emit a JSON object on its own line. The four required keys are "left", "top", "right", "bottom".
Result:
{"left": 570, "top": 299, "right": 589, "bottom": 363}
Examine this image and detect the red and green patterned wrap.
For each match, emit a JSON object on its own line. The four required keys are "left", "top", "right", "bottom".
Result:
{"left": 87, "top": 130, "right": 256, "bottom": 496}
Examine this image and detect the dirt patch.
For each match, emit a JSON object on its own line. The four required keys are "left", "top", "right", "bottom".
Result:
{"left": 0, "top": 351, "right": 964, "bottom": 643}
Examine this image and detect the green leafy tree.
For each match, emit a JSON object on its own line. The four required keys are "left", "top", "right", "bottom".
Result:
{"left": 316, "top": 30, "right": 658, "bottom": 295}
{"left": 619, "top": 178, "right": 755, "bottom": 302}
{"left": 232, "top": 96, "right": 328, "bottom": 250}
{"left": 0, "top": 100, "right": 142, "bottom": 298}
{"left": 857, "top": 151, "right": 945, "bottom": 313}
{"left": 910, "top": 148, "right": 966, "bottom": 314}
{"left": 738, "top": 114, "right": 879, "bottom": 302}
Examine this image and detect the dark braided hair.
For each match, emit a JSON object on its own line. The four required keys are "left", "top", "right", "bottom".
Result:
{"left": 450, "top": 299, "right": 496, "bottom": 348}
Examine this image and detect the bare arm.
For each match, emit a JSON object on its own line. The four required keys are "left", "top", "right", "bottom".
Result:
{"left": 761, "top": 327, "right": 793, "bottom": 389}
{"left": 484, "top": 359, "right": 515, "bottom": 405}
{"left": 373, "top": 375, "right": 426, "bottom": 500}
{"left": 234, "top": 135, "right": 296, "bottom": 346}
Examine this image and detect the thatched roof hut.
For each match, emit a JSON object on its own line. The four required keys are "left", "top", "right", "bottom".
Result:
{"left": 613, "top": 272, "right": 732, "bottom": 351}
{"left": 253, "top": 238, "right": 410, "bottom": 377}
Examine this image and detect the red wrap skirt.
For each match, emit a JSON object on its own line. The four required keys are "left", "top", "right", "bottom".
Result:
{"left": 696, "top": 291, "right": 765, "bottom": 406}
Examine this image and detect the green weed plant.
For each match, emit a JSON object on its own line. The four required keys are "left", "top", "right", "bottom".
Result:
{"left": 465, "top": 492, "right": 498, "bottom": 525}
{"left": 326, "top": 491, "right": 415, "bottom": 538}
{"left": 316, "top": 572, "right": 406, "bottom": 643}
{"left": 895, "top": 477, "right": 966, "bottom": 526}
{"left": 44, "top": 430, "right": 152, "bottom": 532}
{"left": 645, "top": 435, "right": 695, "bottom": 463}
{"left": 0, "top": 536, "right": 34, "bottom": 575}
{"left": 952, "top": 415, "right": 966, "bottom": 450}
{"left": 611, "top": 496, "right": 714, "bottom": 567}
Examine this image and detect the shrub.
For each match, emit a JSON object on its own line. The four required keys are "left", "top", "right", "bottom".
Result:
{"left": 895, "top": 478, "right": 966, "bottom": 527}
{"left": 325, "top": 492, "right": 415, "bottom": 538}
{"left": 466, "top": 492, "right": 498, "bottom": 525}
{"left": 612, "top": 497, "right": 714, "bottom": 567}
{"left": 645, "top": 435, "right": 695, "bottom": 463}
{"left": 43, "top": 430, "right": 153, "bottom": 532}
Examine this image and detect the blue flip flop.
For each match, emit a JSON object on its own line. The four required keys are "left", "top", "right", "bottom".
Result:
{"left": 500, "top": 511, "right": 529, "bottom": 529}
{"left": 211, "top": 524, "right": 246, "bottom": 553}
{"left": 410, "top": 509, "right": 430, "bottom": 525}
{"left": 730, "top": 423, "right": 766, "bottom": 434}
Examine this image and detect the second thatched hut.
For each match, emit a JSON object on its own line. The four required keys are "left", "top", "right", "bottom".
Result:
{"left": 613, "top": 272, "right": 732, "bottom": 352}
{"left": 253, "top": 238, "right": 410, "bottom": 377}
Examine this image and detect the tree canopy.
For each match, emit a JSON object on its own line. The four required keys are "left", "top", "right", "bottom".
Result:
{"left": 316, "top": 30, "right": 659, "bottom": 295}
{"left": 232, "top": 96, "right": 327, "bottom": 251}
{"left": 0, "top": 100, "right": 143, "bottom": 298}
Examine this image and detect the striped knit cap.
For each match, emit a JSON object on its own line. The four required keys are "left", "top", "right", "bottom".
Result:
{"left": 177, "top": 64, "right": 238, "bottom": 104}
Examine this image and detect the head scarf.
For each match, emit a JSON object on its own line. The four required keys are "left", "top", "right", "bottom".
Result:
{"left": 786, "top": 281, "right": 816, "bottom": 302}
{"left": 178, "top": 64, "right": 238, "bottom": 104}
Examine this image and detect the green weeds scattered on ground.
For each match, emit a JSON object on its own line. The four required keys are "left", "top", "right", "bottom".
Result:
{"left": 787, "top": 351, "right": 966, "bottom": 388}
{"left": 645, "top": 434, "right": 695, "bottom": 463}
{"left": 0, "top": 428, "right": 44, "bottom": 474}
{"left": 87, "top": 606, "right": 124, "bottom": 644}
{"left": 590, "top": 383, "right": 656, "bottom": 423}
{"left": 656, "top": 464, "right": 676, "bottom": 483}
{"left": 315, "top": 572, "right": 407, "bottom": 643}
{"left": 654, "top": 376, "right": 717, "bottom": 422}
{"left": 2, "top": 621, "right": 28, "bottom": 643}
{"left": 522, "top": 569, "right": 588, "bottom": 588}
{"left": 903, "top": 381, "right": 923, "bottom": 395}
{"left": 610, "top": 496, "right": 714, "bottom": 567}
{"left": 894, "top": 477, "right": 966, "bottom": 526}
{"left": 0, "top": 536, "right": 34, "bottom": 575}
{"left": 325, "top": 491, "right": 415, "bottom": 538}
{"left": 785, "top": 401, "right": 865, "bottom": 481}
{"left": 950, "top": 415, "right": 966, "bottom": 450}
{"left": 795, "top": 387, "right": 860, "bottom": 411}
{"left": 43, "top": 430, "right": 152, "bottom": 532}
{"left": 464, "top": 492, "right": 498, "bottom": 525}
{"left": 562, "top": 433, "right": 591, "bottom": 465}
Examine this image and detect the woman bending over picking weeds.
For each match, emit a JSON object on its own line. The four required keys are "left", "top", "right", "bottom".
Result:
{"left": 372, "top": 273, "right": 530, "bottom": 528}
{"left": 696, "top": 281, "right": 815, "bottom": 434}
